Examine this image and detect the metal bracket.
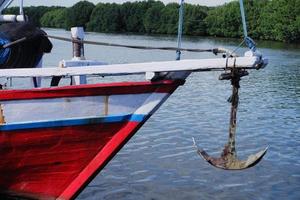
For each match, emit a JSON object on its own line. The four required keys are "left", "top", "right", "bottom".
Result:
{"left": 245, "top": 36, "right": 256, "bottom": 52}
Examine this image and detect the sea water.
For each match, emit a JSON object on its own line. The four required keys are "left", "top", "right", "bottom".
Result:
{"left": 41, "top": 29, "right": 300, "bottom": 200}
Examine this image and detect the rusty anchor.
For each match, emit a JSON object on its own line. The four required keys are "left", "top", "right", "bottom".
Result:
{"left": 193, "top": 68, "right": 268, "bottom": 170}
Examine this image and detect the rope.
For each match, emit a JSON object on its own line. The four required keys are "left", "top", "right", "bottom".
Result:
{"left": 1, "top": 37, "right": 27, "bottom": 49}
{"left": 239, "top": 0, "right": 248, "bottom": 38}
{"left": 176, "top": 0, "right": 185, "bottom": 60}
{"left": 46, "top": 34, "right": 226, "bottom": 54}
{"left": 238, "top": 0, "right": 256, "bottom": 51}
{"left": 228, "top": 39, "right": 245, "bottom": 57}
{"left": 0, "top": 33, "right": 232, "bottom": 55}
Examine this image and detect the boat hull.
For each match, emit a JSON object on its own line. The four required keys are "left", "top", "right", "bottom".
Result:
{"left": 0, "top": 80, "right": 183, "bottom": 199}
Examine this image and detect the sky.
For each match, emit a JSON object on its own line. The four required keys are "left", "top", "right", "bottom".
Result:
{"left": 11, "top": 0, "right": 234, "bottom": 7}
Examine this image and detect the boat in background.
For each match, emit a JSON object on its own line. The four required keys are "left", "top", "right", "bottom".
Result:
{"left": 0, "top": 0, "right": 268, "bottom": 199}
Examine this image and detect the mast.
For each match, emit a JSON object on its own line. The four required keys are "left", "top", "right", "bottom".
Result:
{"left": 19, "top": 0, "right": 24, "bottom": 15}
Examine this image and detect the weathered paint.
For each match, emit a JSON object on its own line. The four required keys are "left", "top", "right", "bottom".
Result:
{"left": 0, "top": 121, "right": 130, "bottom": 199}
{"left": 0, "top": 80, "right": 182, "bottom": 199}
{"left": 0, "top": 104, "right": 5, "bottom": 124}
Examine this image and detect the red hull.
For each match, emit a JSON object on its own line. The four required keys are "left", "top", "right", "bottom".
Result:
{"left": 0, "top": 80, "right": 183, "bottom": 199}
{"left": 0, "top": 121, "right": 142, "bottom": 199}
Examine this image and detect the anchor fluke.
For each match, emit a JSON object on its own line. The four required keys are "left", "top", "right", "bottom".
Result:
{"left": 193, "top": 139, "right": 268, "bottom": 170}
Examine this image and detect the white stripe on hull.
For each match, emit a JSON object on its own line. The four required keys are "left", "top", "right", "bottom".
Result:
{"left": 0, "top": 93, "right": 168, "bottom": 124}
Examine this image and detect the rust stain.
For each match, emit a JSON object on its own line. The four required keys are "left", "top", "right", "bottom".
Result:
{"left": 104, "top": 96, "right": 109, "bottom": 116}
{"left": 0, "top": 104, "right": 5, "bottom": 124}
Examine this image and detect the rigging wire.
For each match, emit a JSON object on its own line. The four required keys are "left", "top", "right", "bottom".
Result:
{"left": 176, "top": 0, "right": 184, "bottom": 60}
{"left": 46, "top": 34, "right": 227, "bottom": 55}
{"left": 238, "top": 0, "right": 256, "bottom": 51}
{"left": 239, "top": 0, "right": 248, "bottom": 38}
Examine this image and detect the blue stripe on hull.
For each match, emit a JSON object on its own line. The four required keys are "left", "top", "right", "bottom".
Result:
{"left": 0, "top": 114, "right": 146, "bottom": 131}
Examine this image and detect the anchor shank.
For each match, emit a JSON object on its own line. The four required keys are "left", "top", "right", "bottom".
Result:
{"left": 227, "top": 73, "right": 240, "bottom": 157}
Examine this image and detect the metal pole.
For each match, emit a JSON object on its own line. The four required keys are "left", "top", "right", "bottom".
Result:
{"left": 71, "top": 27, "right": 87, "bottom": 85}
{"left": 71, "top": 27, "right": 85, "bottom": 60}
{"left": 19, "top": 0, "right": 24, "bottom": 15}
{"left": 176, "top": 0, "right": 184, "bottom": 60}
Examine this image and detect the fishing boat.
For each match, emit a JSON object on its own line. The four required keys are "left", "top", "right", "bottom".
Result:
{"left": 0, "top": 0, "right": 268, "bottom": 199}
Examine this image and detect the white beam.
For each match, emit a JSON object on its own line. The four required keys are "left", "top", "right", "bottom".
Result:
{"left": 0, "top": 56, "right": 261, "bottom": 78}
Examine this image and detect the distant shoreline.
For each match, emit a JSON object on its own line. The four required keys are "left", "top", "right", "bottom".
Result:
{"left": 45, "top": 27, "right": 300, "bottom": 51}
{"left": 4, "top": 0, "right": 300, "bottom": 43}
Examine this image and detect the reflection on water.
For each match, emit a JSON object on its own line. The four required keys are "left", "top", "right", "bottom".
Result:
{"left": 15, "top": 29, "right": 300, "bottom": 200}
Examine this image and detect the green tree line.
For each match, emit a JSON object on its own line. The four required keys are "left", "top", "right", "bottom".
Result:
{"left": 4, "top": 0, "right": 300, "bottom": 42}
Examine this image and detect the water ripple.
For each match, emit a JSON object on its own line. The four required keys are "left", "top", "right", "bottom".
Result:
{"left": 42, "top": 30, "right": 300, "bottom": 200}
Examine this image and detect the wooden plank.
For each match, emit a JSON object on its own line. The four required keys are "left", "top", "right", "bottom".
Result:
{"left": 0, "top": 57, "right": 259, "bottom": 78}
